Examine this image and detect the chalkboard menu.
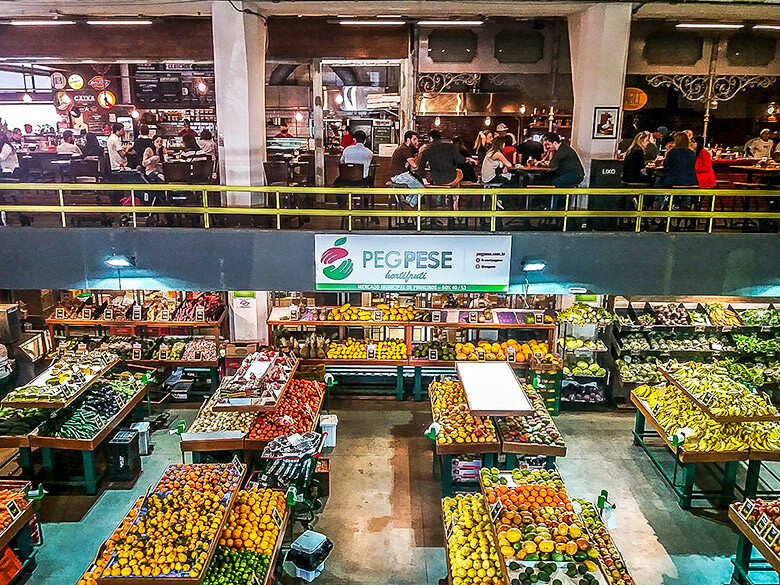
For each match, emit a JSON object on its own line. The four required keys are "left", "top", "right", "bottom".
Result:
{"left": 132, "top": 63, "right": 215, "bottom": 106}
{"left": 372, "top": 123, "right": 394, "bottom": 154}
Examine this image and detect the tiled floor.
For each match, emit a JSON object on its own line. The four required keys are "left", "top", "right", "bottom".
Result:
{"left": 23, "top": 400, "right": 742, "bottom": 585}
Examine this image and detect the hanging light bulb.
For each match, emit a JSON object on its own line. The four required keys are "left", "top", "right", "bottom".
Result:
{"left": 295, "top": 111, "right": 304, "bottom": 122}
{"left": 21, "top": 93, "right": 32, "bottom": 103}
{"left": 519, "top": 104, "right": 527, "bottom": 115}
{"left": 196, "top": 79, "right": 209, "bottom": 95}
{"left": 130, "top": 109, "right": 140, "bottom": 120}
{"left": 434, "top": 116, "right": 441, "bottom": 127}
{"left": 484, "top": 116, "right": 491, "bottom": 127}
{"left": 334, "top": 93, "right": 344, "bottom": 105}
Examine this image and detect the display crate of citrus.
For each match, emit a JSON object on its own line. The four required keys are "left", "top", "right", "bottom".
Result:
{"left": 429, "top": 379, "right": 497, "bottom": 449}
{"left": 96, "top": 463, "right": 244, "bottom": 584}
{"left": 455, "top": 339, "right": 549, "bottom": 362}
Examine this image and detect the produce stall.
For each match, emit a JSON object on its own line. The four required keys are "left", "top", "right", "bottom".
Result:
{"left": 0, "top": 480, "right": 40, "bottom": 583}
{"left": 268, "top": 295, "right": 556, "bottom": 401}
{"left": 730, "top": 498, "right": 780, "bottom": 585}
{"left": 0, "top": 348, "right": 148, "bottom": 494}
{"left": 631, "top": 375, "right": 780, "bottom": 509}
{"left": 440, "top": 466, "right": 635, "bottom": 585}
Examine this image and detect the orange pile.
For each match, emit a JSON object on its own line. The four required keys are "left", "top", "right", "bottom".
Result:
{"left": 486, "top": 484, "right": 572, "bottom": 510}
{"left": 219, "top": 488, "right": 286, "bottom": 556}
{"left": 0, "top": 488, "right": 28, "bottom": 532}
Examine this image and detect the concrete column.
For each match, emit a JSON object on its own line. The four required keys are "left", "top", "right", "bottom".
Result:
{"left": 400, "top": 57, "right": 414, "bottom": 134}
{"left": 312, "top": 59, "right": 325, "bottom": 187}
{"left": 212, "top": 1, "right": 267, "bottom": 205}
{"left": 567, "top": 3, "right": 632, "bottom": 187}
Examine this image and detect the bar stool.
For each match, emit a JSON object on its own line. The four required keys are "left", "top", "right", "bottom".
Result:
{"left": 733, "top": 182, "right": 762, "bottom": 232}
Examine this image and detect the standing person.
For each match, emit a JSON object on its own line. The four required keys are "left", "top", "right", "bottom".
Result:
{"left": 107, "top": 123, "right": 131, "bottom": 172}
{"left": 495, "top": 123, "right": 517, "bottom": 145}
{"left": 0, "top": 132, "right": 20, "bottom": 179}
{"left": 473, "top": 130, "right": 493, "bottom": 166}
{"left": 340, "top": 128, "right": 354, "bottom": 148}
{"left": 339, "top": 130, "right": 373, "bottom": 184}
{"left": 389, "top": 131, "right": 423, "bottom": 206}
{"left": 745, "top": 129, "right": 774, "bottom": 159}
{"left": 9, "top": 129, "right": 22, "bottom": 148}
{"left": 692, "top": 135, "right": 716, "bottom": 189}
{"left": 197, "top": 129, "right": 217, "bottom": 160}
{"left": 517, "top": 131, "right": 544, "bottom": 165}
{"left": 142, "top": 135, "right": 166, "bottom": 183}
{"left": 417, "top": 130, "right": 466, "bottom": 186}
{"left": 178, "top": 119, "right": 197, "bottom": 137}
{"left": 274, "top": 125, "right": 293, "bottom": 138}
{"left": 56, "top": 130, "right": 83, "bottom": 157}
{"left": 132, "top": 124, "right": 154, "bottom": 168}
{"left": 621, "top": 131, "right": 653, "bottom": 186}
{"left": 82, "top": 133, "right": 104, "bottom": 158}
{"left": 538, "top": 133, "right": 584, "bottom": 189}
{"left": 658, "top": 133, "right": 698, "bottom": 211}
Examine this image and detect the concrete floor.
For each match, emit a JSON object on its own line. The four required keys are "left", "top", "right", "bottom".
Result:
{"left": 21, "top": 400, "right": 744, "bottom": 585}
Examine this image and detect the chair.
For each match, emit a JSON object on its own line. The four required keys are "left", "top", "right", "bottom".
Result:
{"left": 264, "top": 161, "right": 292, "bottom": 187}
{"left": 70, "top": 158, "right": 100, "bottom": 183}
{"left": 337, "top": 163, "right": 369, "bottom": 229}
{"left": 162, "top": 162, "right": 192, "bottom": 184}
{"left": 191, "top": 157, "right": 214, "bottom": 184}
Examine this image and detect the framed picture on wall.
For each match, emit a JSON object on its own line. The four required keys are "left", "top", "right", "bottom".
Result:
{"left": 592, "top": 107, "right": 619, "bottom": 139}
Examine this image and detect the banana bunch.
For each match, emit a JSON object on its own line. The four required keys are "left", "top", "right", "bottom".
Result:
{"left": 667, "top": 361, "right": 779, "bottom": 418}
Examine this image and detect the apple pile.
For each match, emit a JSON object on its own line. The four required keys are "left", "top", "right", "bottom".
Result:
{"left": 430, "top": 379, "right": 496, "bottom": 445}
{"left": 497, "top": 389, "right": 564, "bottom": 447}
{"left": 246, "top": 379, "right": 323, "bottom": 441}
{"left": 578, "top": 500, "right": 634, "bottom": 585}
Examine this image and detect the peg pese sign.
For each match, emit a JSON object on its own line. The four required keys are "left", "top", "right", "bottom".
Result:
{"left": 315, "top": 234, "right": 511, "bottom": 292}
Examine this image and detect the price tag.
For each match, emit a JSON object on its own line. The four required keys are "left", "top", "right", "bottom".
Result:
{"left": 55, "top": 307, "right": 66, "bottom": 319}
{"left": 469, "top": 311, "right": 478, "bottom": 324}
{"left": 289, "top": 304, "right": 300, "bottom": 320}
{"left": 195, "top": 306, "right": 206, "bottom": 322}
{"left": 83, "top": 307, "right": 92, "bottom": 320}
{"left": 194, "top": 350, "right": 203, "bottom": 361}
{"left": 159, "top": 343, "right": 169, "bottom": 361}
{"left": 766, "top": 524, "right": 780, "bottom": 546}
{"left": 432, "top": 311, "right": 442, "bottom": 323}
{"left": 161, "top": 309, "right": 171, "bottom": 321}
{"left": 652, "top": 403, "right": 661, "bottom": 416}
{"left": 623, "top": 355, "right": 633, "bottom": 364}
{"left": 374, "top": 309, "right": 383, "bottom": 321}
{"left": 4, "top": 500, "right": 21, "bottom": 520}
{"left": 272, "top": 507, "right": 282, "bottom": 528}
{"left": 507, "top": 347, "right": 516, "bottom": 363}
{"left": 77, "top": 342, "right": 87, "bottom": 352}
{"left": 104, "top": 307, "right": 114, "bottom": 321}
{"left": 741, "top": 499, "right": 755, "bottom": 518}
{"left": 132, "top": 305, "right": 142, "bottom": 321}
{"left": 533, "top": 351, "right": 543, "bottom": 359}
{"left": 702, "top": 391, "right": 713, "bottom": 406}
{"left": 761, "top": 326, "right": 771, "bottom": 333}
{"left": 232, "top": 454, "right": 242, "bottom": 471}
{"left": 535, "top": 314, "right": 544, "bottom": 324}
{"left": 757, "top": 513, "right": 772, "bottom": 536}
{"left": 445, "top": 516, "right": 454, "bottom": 540}
{"left": 428, "top": 349, "right": 438, "bottom": 361}
{"left": 722, "top": 326, "right": 733, "bottom": 332}
{"left": 694, "top": 325, "right": 705, "bottom": 333}
{"left": 476, "top": 348, "right": 485, "bottom": 361}
{"left": 58, "top": 340, "right": 66, "bottom": 349}
{"left": 132, "top": 342, "right": 142, "bottom": 361}
{"left": 250, "top": 572, "right": 263, "bottom": 585}
{"left": 100, "top": 342, "right": 109, "bottom": 350}
{"left": 489, "top": 499, "right": 503, "bottom": 522}
{"left": 366, "top": 344, "right": 376, "bottom": 360}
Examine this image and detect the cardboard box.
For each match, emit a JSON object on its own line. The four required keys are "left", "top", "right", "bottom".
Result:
{"left": 225, "top": 343, "right": 257, "bottom": 358}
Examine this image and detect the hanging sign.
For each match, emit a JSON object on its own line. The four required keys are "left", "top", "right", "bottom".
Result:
{"left": 50, "top": 72, "right": 67, "bottom": 90}
{"left": 315, "top": 234, "right": 511, "bottom": 292}
{"left": 97, "top": 90, "right": 117, "bottom": 110}
{"left": 88, "top": 76, "right": 111, "bottom": 91}
{"left": 67, "top": 74, "right": 85, "bottom": 90}
{"left": 623, "top": 87, "right": 648, "bottom": 111}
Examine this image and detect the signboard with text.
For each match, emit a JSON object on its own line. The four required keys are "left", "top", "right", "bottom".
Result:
{"left": 314, "top": 234, "right": 511, "bottom": 292}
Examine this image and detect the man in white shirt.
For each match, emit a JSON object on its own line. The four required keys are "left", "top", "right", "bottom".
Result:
{"left": 745, "top": 129, "right": 775, "bottom": 159}
{"left": 56, "top": 130, "right": 82, "bottom": 157}
{"left": 339, "top": 130, "right": 373, "bottom": 181}
{"left": 107, "top": 123, "right": 131, "bottom": 171}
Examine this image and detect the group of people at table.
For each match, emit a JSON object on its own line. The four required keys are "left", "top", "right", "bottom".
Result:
{"left": 340, "top": 125, "right": 585, "bottom": 210}
{"left": 0, "top": 120, "right": 217, "bottom": 184}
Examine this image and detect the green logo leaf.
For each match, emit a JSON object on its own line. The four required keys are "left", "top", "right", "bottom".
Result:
{"left": 334, "top": 237, "right": 347, "bottom": 246}
{"left": 324, "top": 259, "right": 353, "bottom": 280}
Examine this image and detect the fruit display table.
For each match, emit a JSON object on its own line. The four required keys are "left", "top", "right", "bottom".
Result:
{"left": 429, "top": 378, "right": 500, "bottom": 497}
{"left": 0, "top": 481, "right": 39, "bottom": 582}
{"left": 729, "top": 502, "right": 780, "bottom": 585}
{"left": 211, "top": 354, "right": 298, "bottom": 413}
{"left": 631, "top": 390, "right": 780, "bottom": 509}
{"left": 95, "top": 462, "right": 245, "bottom": 584}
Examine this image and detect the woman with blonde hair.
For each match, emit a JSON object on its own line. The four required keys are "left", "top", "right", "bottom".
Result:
{"left": 473, "top": 129, "right": 494, "bottom": 165}
{"left": 621, "top": 131, "right": 653, "bottom": 186}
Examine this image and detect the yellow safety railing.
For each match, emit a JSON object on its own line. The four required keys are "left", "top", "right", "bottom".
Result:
{"left": 0, "top": 183, "right": 779, "bottom": 233}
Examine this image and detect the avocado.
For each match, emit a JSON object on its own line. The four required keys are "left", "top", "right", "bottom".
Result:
{"left": 525, "top": 553, "right": 539, "bottom": 561}
{"left": 508, "top": 562, "right": 521, "bottom": 571}
{"left": 574, "top": 551, "right": 588, "bottom": 561}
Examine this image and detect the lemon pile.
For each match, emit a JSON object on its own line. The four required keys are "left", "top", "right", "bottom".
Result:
{"left": 326, "top": 338, "right": 407, "bottom": 360}
{"left": 443, "top": 493, "right": 503, "bottom": 585}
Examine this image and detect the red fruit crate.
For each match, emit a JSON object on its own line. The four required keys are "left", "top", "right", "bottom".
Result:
{"left": 0, "top": 546, "right": 21, "bottom": 585}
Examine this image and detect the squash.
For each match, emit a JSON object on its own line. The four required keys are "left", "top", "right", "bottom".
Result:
{"left": 505, "top": 529, "right": 522, "bottom": 544}
{"left": 500, "top": 545, "right": 516, "bottom": 558}
{"left": 576, "top": 538, "right": 590, "bottom": 551}
{"left": 522, "top": 541, "right": 537, "bottom": 555}
{"left": 565, "top": 541, "right": 578, "bottom": 556}
{"left": 584, "top": 560, "right": 599, "bottom": 573}
{"left": 568, "top": 526, "right": 583, "bottom": 538}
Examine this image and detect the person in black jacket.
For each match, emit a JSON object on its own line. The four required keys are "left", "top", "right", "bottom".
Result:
{"left": 658, "top": 132, "right": 698, "bottom": 209}
{"left": 622, "top": 131, "right": 653, "bottom": 186}
{"left": 539, "top": 132, "right": 584, "bottom": 189}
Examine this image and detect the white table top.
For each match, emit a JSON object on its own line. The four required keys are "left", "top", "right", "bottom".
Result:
{"left": 455, "top": 361, "right": 534, "bottom": 416}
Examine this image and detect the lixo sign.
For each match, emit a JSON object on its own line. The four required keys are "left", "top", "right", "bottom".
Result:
{"left": 314, "top": 234, "right": 512, "bottom": 292}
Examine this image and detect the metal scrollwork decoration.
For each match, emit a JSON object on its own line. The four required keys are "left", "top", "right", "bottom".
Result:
{"left": 646, "top": 74, "right": 776, "bottom": 103}
{"left": 416, "top": 73, "right": 481, "bottom": 95}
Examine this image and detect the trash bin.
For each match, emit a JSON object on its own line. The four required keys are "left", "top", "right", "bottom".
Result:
{"left": 108, "top": 429, "right": 141, "bottom": 481}
{"left": 319, "top": 415, "right": 338, "bottom": 448}
{"left": 130, "top": 421, "right": 151, "bottom": 455}
{"left": 285, "top": 530, "right": 333, "bottom": 582}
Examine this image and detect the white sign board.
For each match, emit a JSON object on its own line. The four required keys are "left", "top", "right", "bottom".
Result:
{"left": 456, "top": 361, "right": 534, "bottom": 416}
{"left": 315, "top": 234, "right": 511, "bottom": 292}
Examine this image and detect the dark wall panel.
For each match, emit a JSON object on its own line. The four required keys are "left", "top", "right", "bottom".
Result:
{"left": 0, "top": 229, "right": 777, "bottom": 296}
